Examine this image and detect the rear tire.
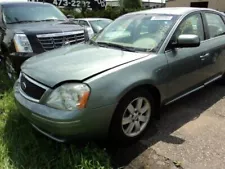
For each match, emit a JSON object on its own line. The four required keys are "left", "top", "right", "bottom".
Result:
{"left": 109, "top": 89, "right": 155, "bottom": 145}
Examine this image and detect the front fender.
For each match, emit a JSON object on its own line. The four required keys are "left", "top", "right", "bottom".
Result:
{"left": 116, "top": 79, "right": 158, "bottom": 101}
{"left": 85, "top": 54, "right": 169, "bottom": 109}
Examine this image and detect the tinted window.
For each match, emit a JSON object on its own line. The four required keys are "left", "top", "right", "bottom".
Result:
{"left": 205, "top": 13, "right": 225, "bottom": 38}
{"left": 173, "top": 13, "right": 204, "bottom": 41}
{"left": 2, "top": 4, "right": 66, "bottom": 23}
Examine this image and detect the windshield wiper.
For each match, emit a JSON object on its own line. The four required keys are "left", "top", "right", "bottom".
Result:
{"left": 215, "top": 32, "right": 225, "bottom": 37}
{"left": 97, "top": 42, "right": 138, "bottom": 52}
{"left": 89, "top": 39, "right": 99, "bottom": 46}
{"left": 97, "top": 42, "right": 152, "bottom": 52}
{"left": 39, "top": 19, "right": 65, "bottom": 22}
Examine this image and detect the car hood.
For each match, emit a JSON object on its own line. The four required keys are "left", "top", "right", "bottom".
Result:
{"left": 21, "top": 43, "right": 149, "bottom": 87}
{"left": 8, "top": 21, "right": 83, "bottom": 34}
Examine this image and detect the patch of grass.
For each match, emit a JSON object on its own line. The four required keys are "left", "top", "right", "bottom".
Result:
{"left": 0, "top": 65, "right": 112, "bottom": 169}
{"left": 0, "top": 64, "right": 13, "bottom": 93}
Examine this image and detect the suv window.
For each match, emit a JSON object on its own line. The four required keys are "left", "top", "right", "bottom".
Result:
{"left": 2, "top": 4, "right": 66, "bottom": 23}
{"left": 205, "top": 13, "right": 225, "bottom": 38}
{"left": 173, "top": 13, "right": 204, "bottom": 41}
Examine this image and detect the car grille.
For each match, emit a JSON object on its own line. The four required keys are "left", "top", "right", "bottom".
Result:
{"left": 37, "top": 31, "right": 85, "bottom": 51}
{"left": 20, "top": 74, "right": 48, "bottom": 102}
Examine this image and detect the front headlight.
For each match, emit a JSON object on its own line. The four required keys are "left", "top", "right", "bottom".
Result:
{"left": 13, "top": 34, "right": 33, "bottom": 53}
{"left": 46, "top": 83, "right": 90, "bottom": 111}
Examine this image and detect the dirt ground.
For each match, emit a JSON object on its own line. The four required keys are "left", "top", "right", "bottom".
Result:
{"left": 109, "top": 83, "right": 225, "bottom": 169}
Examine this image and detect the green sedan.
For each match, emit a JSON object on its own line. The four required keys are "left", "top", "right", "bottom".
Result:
{"left": 14, "top": 7, "right": 225, "bottom": 144}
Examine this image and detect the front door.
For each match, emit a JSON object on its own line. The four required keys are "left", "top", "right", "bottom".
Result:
{"left": 164, "top": 12, "right": 208, "bottom": 100}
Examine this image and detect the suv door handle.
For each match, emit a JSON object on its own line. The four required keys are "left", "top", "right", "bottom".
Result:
{"left": 200, "top": 53, "right": 210, "bottom": 59}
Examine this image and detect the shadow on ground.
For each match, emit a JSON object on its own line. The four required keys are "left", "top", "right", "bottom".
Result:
{"left": 104, "top": 83, "right": 225, "bottom": 168}
{"left": 2, "top": 70, "right": 225, "bottom": 168}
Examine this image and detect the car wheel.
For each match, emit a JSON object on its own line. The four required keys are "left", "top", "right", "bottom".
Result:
{"left": 109, "top": 89, "right": 154, "bottom": 145}
{"left": 4, "top": 57, "right": 18, "bottom": 82}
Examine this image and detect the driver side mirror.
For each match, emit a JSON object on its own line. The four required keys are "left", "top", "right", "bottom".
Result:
{"left": 171, "top": 34, "right": 200, "bottom": 48}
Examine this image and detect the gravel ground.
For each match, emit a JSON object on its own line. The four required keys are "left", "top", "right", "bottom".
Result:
{"left": 110, "top": 83, "right": 225, "bottom": 169}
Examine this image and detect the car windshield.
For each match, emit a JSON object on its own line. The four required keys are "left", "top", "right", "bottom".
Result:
{"left": 3, "top": 4, "right": 67, "bottom": 24}
{"left": 89, "top": 19, "right": 112, "bottom": 33}
{"left": 94, "top": 14, "right": 179, "bottom": 52}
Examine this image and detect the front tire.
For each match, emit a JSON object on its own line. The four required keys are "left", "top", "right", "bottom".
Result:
{"left": 109, "top": 89, "right": 155, "bottom": 145}
{"left": 4, "top": 57, "right": 18, "bottom": 82}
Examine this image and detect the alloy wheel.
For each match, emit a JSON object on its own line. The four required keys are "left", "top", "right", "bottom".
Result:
{"left": 122, "top": 97, "right": 151, "bottom": 137}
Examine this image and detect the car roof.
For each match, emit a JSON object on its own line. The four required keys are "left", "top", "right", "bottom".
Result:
{"left": 131, "top": 7, "right": 219, "bottom": 16}
{"left": 0, "top": 1, "right": 52, "bottom": 7}
{"left": 74, "top": 18, "right": 112, "bottom": 21}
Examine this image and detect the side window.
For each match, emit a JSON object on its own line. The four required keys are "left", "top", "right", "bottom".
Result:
{"left": 173, "top": 13, "right": 204, "bottom": 41}
{"left": 79, "top": 20, "right": 90, "bottom": 27}
{"left": 205, "top": 13, "right": 225, "bottom": 38}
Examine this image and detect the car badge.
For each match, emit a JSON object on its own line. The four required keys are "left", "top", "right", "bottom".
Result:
{"left": 21, "top": 82, "right": 27, "bottom": 90}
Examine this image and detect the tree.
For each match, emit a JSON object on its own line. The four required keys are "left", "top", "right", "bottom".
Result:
{"left": 120, "top": 0, "right": 142, "bottom": 9}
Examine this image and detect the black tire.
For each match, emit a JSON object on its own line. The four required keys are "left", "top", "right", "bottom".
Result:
{"left": 4, "top": 56, "right": 19, "bottom": 82}
{"left": 109, "top": 89, "right": 155, "bottom": 145}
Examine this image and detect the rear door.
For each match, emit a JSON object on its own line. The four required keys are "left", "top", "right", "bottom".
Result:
{"left": 164, "top": 12, "right": 208, "bottom": 100}
{"left": 198, "top": 11, "right": 225, "bottom": 83}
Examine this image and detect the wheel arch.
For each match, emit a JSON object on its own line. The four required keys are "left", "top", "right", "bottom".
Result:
{"left": 113, "top": 82, "right": 162, "bottom": 121}
{"left": 108, "top": 82, "right": 162, "bottom": 141}
{"left": 117, "top": 82, "right": 161, "bottom": 106}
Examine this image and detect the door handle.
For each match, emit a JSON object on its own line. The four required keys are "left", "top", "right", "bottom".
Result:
{"left": 200, "top": 53, "right": 210, "bottom": 59}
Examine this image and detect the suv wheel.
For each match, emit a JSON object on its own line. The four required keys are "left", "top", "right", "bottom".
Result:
{"left": 4, "top": 57, "right": 18, "bottom": 81}
{"left": 109, "top": 89, "right": 154, "bottom": 145}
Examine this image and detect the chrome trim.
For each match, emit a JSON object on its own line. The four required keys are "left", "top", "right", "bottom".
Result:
{"left": 36, "top": 31, "right": 84, "bottom": 38}
{"left": 31, "top": 123, "right": 66, "bottom": 143}
{"left": 22, "top": 73, "right": 49, "bottom": 90}
{"left": 63, "top": 39, "right": 84, "bottom": 45}
{"left": 19, "top": 73, "right": 49, "bottom": 103}
{"left": 200, "top": 53, "right": 210, "bottom": 59}
{"left": 19, "top": 72, "right": 22, "bottom": 82}
{"left": 165, "top": 74, "right": 223, "bottom": 106}
{"left": 165, "top": 85, "right": 204, "bottom": 105}
{"left": 204, "top": 75, "right": 222, "bottom": 86}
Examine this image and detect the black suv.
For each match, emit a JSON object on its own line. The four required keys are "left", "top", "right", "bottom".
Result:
{"left": 0, "top": 2, "right": 87, "bottom": 80}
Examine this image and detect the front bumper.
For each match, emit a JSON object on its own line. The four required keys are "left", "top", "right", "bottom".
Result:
{"left": 13, "top": 81, "right": 116, "bottom": 142}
